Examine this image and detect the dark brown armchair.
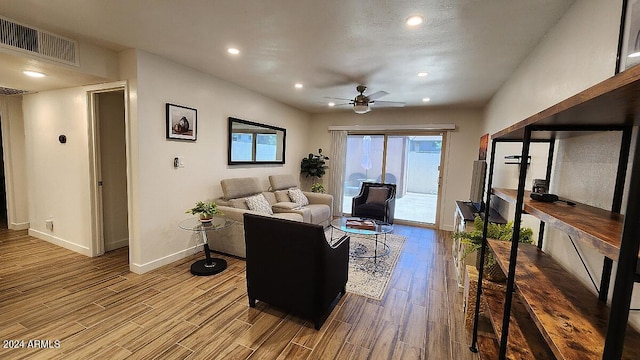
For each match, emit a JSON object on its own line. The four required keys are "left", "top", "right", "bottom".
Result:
{"left": 351, "top": 182, "right": 396, "bottom": 224}
{"left": 243, "top": 213, "right": 350, "bottom": 330}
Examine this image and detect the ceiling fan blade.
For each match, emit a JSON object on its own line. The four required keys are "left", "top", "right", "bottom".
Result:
{"left": 331, "top": 103, "right": 351, "bottom": 107}
{"left": 367, "top": 91, "right": 389, "bottom": 100}
{"left": 371, "top": 100, "right": 405, "bottom": 107}
{"left": 324, "top": 96, "right": 353, "bottom": 101}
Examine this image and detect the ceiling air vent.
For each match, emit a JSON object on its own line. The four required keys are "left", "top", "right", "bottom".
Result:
{"left": 0, "top": 87, "right": 29, "bottom": 96}
{"left": 0, "top": 16, "right": 79, "bottom": 66}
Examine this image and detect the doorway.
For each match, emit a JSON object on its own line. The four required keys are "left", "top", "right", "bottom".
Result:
{"left": 90, "top": 88, "right": 129, "bottom": 254}
{"left": 342, "top": 133, "right": 444, "bottom": 226}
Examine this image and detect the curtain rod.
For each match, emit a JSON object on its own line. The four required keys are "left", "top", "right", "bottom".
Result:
{"left": 327, "top": 124, "right": 455, "bottom": 131}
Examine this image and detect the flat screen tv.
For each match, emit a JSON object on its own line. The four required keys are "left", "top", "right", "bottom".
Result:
{"left": 469, "top": 160, "right": 487, "bottom": 212}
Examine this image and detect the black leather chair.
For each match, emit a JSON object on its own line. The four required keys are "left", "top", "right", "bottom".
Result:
{"left": 243, "top": 213, "right": 350, "bottom": 330}
{"left": 351, "top": 182, "right": 396, "bottom": 224}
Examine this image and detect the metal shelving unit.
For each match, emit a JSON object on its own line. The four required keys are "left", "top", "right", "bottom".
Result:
{"left": 469, "top": 65, "right": 640, "bottom": 359}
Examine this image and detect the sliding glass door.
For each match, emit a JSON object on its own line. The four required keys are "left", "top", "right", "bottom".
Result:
{"left": 343, "top": 135, "right": 384, "bottom": 202}
{"left": 342, "top": 133, "right": 443, "bottom": 226}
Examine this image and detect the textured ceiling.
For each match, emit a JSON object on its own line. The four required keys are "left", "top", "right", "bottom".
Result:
{"left": 0, "top": 0, "right": 576, "bottom": 112}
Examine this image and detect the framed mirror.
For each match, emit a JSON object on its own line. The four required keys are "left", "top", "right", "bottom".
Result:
{"left": 228, "top": 117, "right": 286, "bottom": 165}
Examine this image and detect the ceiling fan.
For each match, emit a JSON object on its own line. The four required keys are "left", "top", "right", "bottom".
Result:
{"left": 326, "top": 85, "right": 405, "bottom": 114}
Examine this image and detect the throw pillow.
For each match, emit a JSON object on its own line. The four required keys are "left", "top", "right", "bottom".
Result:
{"left": 274, "top": 189, "right": 291, "bottom": 203}
{"left": 366, "top": 187, "right": 389, "bottom": 205}
{"left": 288, "top": 188, "right": 309, "bottom": 206}
{"left": 245, "top": 194, "right": 273, "bottom": 215}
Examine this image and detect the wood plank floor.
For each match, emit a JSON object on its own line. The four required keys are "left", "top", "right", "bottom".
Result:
{"left": 0, "top": 225, "right": 479, "bottom": 359}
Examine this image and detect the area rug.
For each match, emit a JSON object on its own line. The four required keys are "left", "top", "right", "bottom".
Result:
{"left": 327, "top": 229, "right": 406, "bottom": 301}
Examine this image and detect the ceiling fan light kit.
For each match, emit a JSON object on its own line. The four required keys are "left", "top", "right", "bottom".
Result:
{"left": 353, "top": 104, "right": 370, "bottom": 114}
{"left": 327, "top": 85, "right": 405, "bottom": 114}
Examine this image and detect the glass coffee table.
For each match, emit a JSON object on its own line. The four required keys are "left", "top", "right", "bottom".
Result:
{"left": 179, "top": 216, "right": 233, "bottom": 276}
{"left": 330, "top": 217, "right": 393, "bottom": 263}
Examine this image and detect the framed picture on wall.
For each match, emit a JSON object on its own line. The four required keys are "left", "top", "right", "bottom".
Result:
{"left": 166, "top": 103, "right": 197, "bottom": 141}
{"left": 618, "top": 0, "right": 640, "bottom": 73}
{"left": 478, "top": 133, "right": 489, "bottom": 160}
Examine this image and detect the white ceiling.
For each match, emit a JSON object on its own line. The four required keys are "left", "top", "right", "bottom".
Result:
{"left": 0, "top": 0, "right": 576, "bottom": 113}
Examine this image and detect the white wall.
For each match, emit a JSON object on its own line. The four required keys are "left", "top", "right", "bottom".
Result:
{"left": 0, "top": 95, "right": 29, "bottom": 229}
{"left": 485, "top": 0, "right": 620, "bottom": 134}
{"left": 128, "top": 50, "right": 311, "bottom": 272}
{"left": 76, "top": 41, "right": 120, "bottom": 80}
{"left": 485, "top": 0, "right": 640, "bottom": 327}
{"left": 23, "top": 87, "right": 94, "bottom": 255}
{"left": 20, "top": 49, "right": 311, "bottom": 273}
{"left": 118, "top": 50, "right": 141, "bottom": 265}
{"left": 309, "top": 107, "right": 484, "bottom": 231}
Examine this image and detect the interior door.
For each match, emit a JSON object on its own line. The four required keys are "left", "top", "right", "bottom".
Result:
{"left": 96, "top": 90, "right": 129, "bottom": 251}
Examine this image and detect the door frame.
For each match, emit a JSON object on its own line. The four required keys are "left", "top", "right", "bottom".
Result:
{"left": 0, "top": 99, "right": 28, "bottom": 230}
{"left": 344, "top": 131, "right": 447, "bottom": 228}
{"left": 385, "top": 131, "right": 446, "bottom": 228}
{"left": 87, "top": 81, "right": 130, "bottom": 257}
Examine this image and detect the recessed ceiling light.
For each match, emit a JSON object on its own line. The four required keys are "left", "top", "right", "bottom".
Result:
{"left": 227, "top": 48, "right": 240, "bottom": 55}
{"left": 422, "top": 97, "right": 431, "bottom": 102}
{"left": 328, "top": 102, "right": 335, "bottom": 107}
{"left": 406, "top": 15, "right": 424, "bottom": 26}
{"left": 23, "top": 70, "right": 45, "bottom": 78}
{"left": 294, "top": 83, "right": 303, "bottom": 89}
{"left": 418, "top": 72, "right": 428, "bottom": 77}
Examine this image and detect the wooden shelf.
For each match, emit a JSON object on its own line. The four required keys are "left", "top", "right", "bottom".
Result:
{"left": 479, "top": 60, "right": 640, "bottom": 359}
{"left": 492, "top": 188, "right": 627, "bottom": 261}
{"left": 482, "top": 287, "right": 555, "bottom": 359}
{"left": 477, "top": 335, "right": 500, "bottom": 360}
{"left": 491, "top": 64, "right": 640, "bottom": 141}
{"left": 488, "top": 240, "right": 640, "bottom": 359}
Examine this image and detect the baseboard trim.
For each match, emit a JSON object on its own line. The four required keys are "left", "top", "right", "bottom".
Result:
{"left": 130, "top": 244, "right": 202, "bottom": 274}
{"left": 9, "top": 221, "right": 29, "bottom": 230}
{"left": 28, "top": 229, "right": 91, "bottom": 256}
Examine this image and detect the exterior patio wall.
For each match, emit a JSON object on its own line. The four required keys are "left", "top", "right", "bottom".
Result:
{"left": 406, "top": 152, "right": 440, "bottom": 194}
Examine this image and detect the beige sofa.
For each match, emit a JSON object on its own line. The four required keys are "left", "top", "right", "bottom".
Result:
{"left": 207, "top": 175, "right": 333, "bottom": 258}
{"left": 268, "top": 174, "right": 333, "bottom": 227}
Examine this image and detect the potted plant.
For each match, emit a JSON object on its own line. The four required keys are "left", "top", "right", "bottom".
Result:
{"left": 186, "top": 200, "right": 222, "bottom": 222}
{"left": 311, "top": 183, "right": 326, "bottom": 193}
{"left": 300, "top": 148, "right": 329, "bottom": 181}
{"left": 453, "top": 215, "right": 533, "bottom": 282}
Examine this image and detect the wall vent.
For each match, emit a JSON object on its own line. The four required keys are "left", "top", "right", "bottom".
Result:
{"left": 0, "top": 16, "right": 79, "bottom": 66}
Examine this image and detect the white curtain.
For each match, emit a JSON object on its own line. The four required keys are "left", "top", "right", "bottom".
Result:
{"left": 328, "top": 130, "right": 347, "bottom": 216}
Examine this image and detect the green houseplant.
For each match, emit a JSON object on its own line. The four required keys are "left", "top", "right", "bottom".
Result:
{"left": 311, "top": 183, "right": 326, "bottom": 193}
{"left": 300, "top": 148, "right": 329, "bottom": 180}
{"left": 453, "top": 215, "right": 533, "bottom": 281}
{"left": 186, "top": 200, "right": 222, "bottom": 222}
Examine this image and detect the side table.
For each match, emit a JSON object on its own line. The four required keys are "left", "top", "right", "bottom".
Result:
{"left": 179, "top": 216, "right": 233, "bottom": 276}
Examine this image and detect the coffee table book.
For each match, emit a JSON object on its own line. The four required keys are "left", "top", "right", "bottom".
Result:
{"left": 345, "top": 219, "right": 376, "bottom": 230}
